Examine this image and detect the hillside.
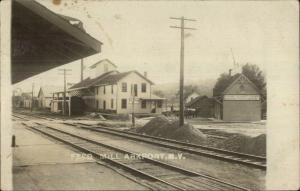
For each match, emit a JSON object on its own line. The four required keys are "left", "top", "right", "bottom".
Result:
{"left": 152, "top": 79, "right": 216, "bottom": 100}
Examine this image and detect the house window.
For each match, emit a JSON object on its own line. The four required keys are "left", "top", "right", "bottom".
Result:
{"left": 133, "top": 84, "right": 138, "bottom": 97}
{"left": 96, "top": 100, "right": 99, "bottom": 109}
{"left": 121, "top": 99, "right": 127, "bottom": 109}
{"left": 141, "top": 83, "right": 147, "bottom": 93}
{"left": 111, "top": 99, "right": 114, "bottom": 109}
{"left": 96, "top": 87, "right": 98, "bottom": 95}
{"left": 111, "top": 85, "right": 113, "bottom": 94}
{"left": 141, "top": 100, "right": 147, "bottom": 109}
{"left": 122, "top": 83, "right": 127, "bottom": 92}
{"left": 103, "top": 86, "right": 106, "bottom": 94}
{"left": 103, "top": 100, "right": 106, "bottom": 110}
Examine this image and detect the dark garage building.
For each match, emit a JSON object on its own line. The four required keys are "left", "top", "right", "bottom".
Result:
{"left": 214, "top": 73, "right": 262, "bottom": 122}
{"left": 185, "top": 96, "right": 214, "bottom": 117}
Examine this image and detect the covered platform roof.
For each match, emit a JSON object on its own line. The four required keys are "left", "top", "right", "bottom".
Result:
{"left": 141, "top": 94, "right": 166, "bottom": 101}
{"left": 12, "top": 0, "right": 102, "bottom": 84}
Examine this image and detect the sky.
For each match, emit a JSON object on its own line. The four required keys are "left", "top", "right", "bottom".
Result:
{"left": 13, "top": 0, "right": 298, "bottom": 94}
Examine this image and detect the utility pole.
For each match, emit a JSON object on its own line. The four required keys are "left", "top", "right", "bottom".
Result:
{"left": 58, "top": 69, "right": 72, "bottom": 116}
{"left": 80, "top": 59, "right": 84, "bottom": 82}
{"left": 170, "top": 16, "right": 196, "bottom": 127}
{"left": 31, "top": 83, "right": 34, "bottom": 112}
{"left": 131, "top": 84, "right": 135, "bottom": 128}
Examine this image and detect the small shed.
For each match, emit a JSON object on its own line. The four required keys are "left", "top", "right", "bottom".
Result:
{"left": 37, "top": 86, "right": 63, "bottom": 109}
{"left": 214, "top": 73, "right": 262, "bottom": 122}
{"left": 186, "top": 96, "right": 214, "bottom": 117}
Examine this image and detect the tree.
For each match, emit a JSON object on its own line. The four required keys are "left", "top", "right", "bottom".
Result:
{"left": 213, "top": 73, "right": 232, "bottom": 96}
{"left": 242, "top": 63, "right": 266, "bottom": 91}
{"left": 153, "top": 90, "right": 165, "bottom": 98}
{"left": 176, "top": 85, "right": 199, "bottom": 101}
{"left": 213, "top": 63, "right": 266, "bottom": 97}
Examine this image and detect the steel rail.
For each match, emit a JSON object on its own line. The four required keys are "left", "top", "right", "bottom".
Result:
{"left": 12, "top": 114, "right": 30, "bottom": 121}
{"left": 24, "top": 122, "right": 249, "bottom": 191}
{"left": 68, "top": 122, "right": 266, "bottom": 170}
{"left": 13, "top": 112, "right": 266, "bottom": 170}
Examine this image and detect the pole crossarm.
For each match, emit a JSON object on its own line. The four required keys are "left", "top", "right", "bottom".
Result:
{"left": 170, "top": 26, "right": 197, "bottom": 30}
{"left": 170, "top": 17, "right": 197, "bottom": 21}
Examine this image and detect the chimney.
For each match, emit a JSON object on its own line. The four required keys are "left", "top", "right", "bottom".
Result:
{"left": 229, "top": 69, "right": 232, "bottom": 77}
{"left": 144, "top": 71, "right": 148, "bottom": 78}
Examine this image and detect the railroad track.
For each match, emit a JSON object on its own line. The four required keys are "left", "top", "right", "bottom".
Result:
{"left": 12, "top": 114, "right": 30, "bottom": 121}
{"left": 23, "top": 122, "right": 248, "bottom": 191}
{"left": 13, "top": 111, "right": 63, "bottom": 121}
{"left": 64, "top": 122, "right": 266, "bottom": 170}
{"left": 12, "top": 112, "right": 266, "bottom": 170}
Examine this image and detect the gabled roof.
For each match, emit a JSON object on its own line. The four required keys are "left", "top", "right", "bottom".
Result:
{"left": 94, "top": 70, "right": 154, "bottom": 86}
{"left": 69, "top": 70, "right": 154, "bottom": 91}
{"left": 68, "top": 71, "right": 117, "bottom": 90}
{"left": 186, "top": 96, "right": 208, "bottom": 107}
{"left": 222, "top": 73, "right": 260, "bottom": 95}
{"left": 93, "top": 71, "right": 132, "bottom": 86}
{"left": 213, "top": 73, "right": 240, "bottom": 96}
{"left": 89, "top": 59, "right": 118, "bottom": 69}
{"left": 141, "top": 94, "right": 166, "bottom": 101}
{"left": 38, "top": 86, "right": 63, "bottom": 97}
{"left": 151, "top": 94, "right": 166, "bottom": 100}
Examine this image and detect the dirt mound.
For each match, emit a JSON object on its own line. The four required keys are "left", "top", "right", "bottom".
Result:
{"left": 217, "top": 134, "right": 266, "bottom": 156}
{"left": 136, "top": 117, "right": 207, "bottom": 144}
{"left": 136, "top": 116, "right": 170, "bottom": 134}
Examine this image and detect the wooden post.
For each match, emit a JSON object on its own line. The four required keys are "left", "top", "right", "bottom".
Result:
{"left": 63, "top": 69, "right": 66, "bottom": 115}
{"left": 131, "top": 84, "right": 135, "bottom": 128}
{"left": 80, "top": 59, "right": 84, "bottom": 81}
{"left": 69, "top": 95, "right": 71, "bottom": 116}
{"left": 11, "top": 135, "right": 16, "bottom": 147}
{"left": 31, "top": 83, "right": 34, "bottom": 112}
{"left": 58, "top": 68, "right": 71, "bottom": 115}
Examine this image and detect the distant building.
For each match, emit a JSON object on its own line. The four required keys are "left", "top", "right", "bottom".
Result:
{"left": 185, "top": 92, "right": 200, "bottom": 104}
{"left": 37, "top": 86, "right": 63, "bottom": 109}
{"left": 185, "top": 96, "right": 214, "bottom": 117}
{"left": 214, "top": 73, "right": 262, "bottom": 122}
{"left": 20, "top": 92, "right": 38, "bottom": 109}
{"left": 68, "top": 59, "right": 166, "bottom": 114}
{"left": 88, "top": 59, "right": 118, "bottom": 79}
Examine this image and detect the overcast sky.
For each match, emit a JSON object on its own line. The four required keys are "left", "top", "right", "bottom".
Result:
{"left": 14, "top": 0, "right": 297, "bottom": 94}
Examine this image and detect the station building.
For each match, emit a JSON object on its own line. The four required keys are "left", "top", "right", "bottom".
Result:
{"left": 68, "top": 59, "right": 166, "bottom": 114}
{"left": 214, "top": 73, "right": 263, "bottom": 122}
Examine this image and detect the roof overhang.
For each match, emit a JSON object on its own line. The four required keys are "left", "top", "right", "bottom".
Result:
{"left": 12, "top": 0, "right": 102, "bottom": 84}
{"left": 141, "top": 98, "right": 166, "bottom": 101}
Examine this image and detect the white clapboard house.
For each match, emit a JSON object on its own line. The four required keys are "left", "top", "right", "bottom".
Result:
{"left": 68, "top": 59, "right": 165, "bottom": 114}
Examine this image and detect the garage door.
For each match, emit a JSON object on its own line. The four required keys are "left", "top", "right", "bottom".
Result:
{"left": 223, "top": 100, "right": 261, "bottom": 121}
